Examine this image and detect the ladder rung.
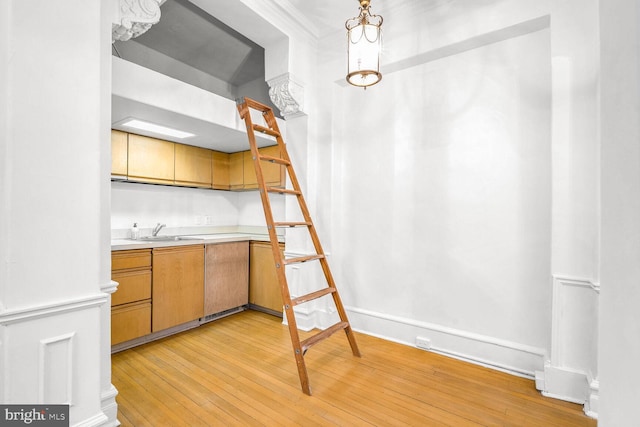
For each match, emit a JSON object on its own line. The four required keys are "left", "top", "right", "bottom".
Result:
{"left": 284, "top": 254, "right": 324, "bottom": 265}
{"left": 260, "top": 154, "right": 290, "bottom": 166}
{"left": 253, "top": 124, "right": 281, "bottom": 138}
{"left": 267, "top": 187, "right": 300, "bottom": 195}
{"left": 300, "top": 322, "right": 349, "bottom": 354}
{"left": 291, "top": 287, "right": 336, "bottom": 306}
{"left": 273, "top": 221, "right": 311, "bottom": 228}
{"left": 240, "top": 98, "right": 272, "bottom": 113}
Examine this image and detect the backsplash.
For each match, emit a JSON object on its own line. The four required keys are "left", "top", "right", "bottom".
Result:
{"left": 111, "top": 181, "right": 284, "bottom": 239}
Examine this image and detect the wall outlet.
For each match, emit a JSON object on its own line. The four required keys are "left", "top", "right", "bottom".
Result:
{"left": 416, "top": 336, "right": 431, "bottom": 350}
{"left": 205, "top": 215, "right": 213, "bottom": 225}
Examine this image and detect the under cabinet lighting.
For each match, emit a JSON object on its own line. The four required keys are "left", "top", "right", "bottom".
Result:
{"left": 119, "top": 119, "right": 195, "bottom": 139}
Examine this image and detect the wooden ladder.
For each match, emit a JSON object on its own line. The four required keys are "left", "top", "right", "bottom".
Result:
{"left": 236, "top": 97, "right": 361, "bottom": 395}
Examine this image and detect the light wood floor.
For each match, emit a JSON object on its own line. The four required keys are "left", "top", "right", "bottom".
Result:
{"left": 112, "top": 310, "right": 596, "bottom": 426}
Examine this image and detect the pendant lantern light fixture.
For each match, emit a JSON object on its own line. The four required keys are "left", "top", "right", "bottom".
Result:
{"left": 345, "top": 0, "right": 383, "bottom": 88}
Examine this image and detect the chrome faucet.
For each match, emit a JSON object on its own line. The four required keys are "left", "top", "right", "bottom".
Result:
{"left": 152, "top": 223, "right": 166, "bottom": 236}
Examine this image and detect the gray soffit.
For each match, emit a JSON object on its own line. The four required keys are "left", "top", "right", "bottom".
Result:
{"left": 113, "top": 0, "right": 265, "bottom": 88}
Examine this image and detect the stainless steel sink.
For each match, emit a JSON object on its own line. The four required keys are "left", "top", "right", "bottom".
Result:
{"left": 137, "top": 236, "right": 204, "bottom": 242}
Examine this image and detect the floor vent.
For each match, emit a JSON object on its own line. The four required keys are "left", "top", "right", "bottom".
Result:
{"left": 200, "top": 307, "right": 245, "bottom": 324}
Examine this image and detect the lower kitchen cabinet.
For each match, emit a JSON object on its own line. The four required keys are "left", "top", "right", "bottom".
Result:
{"left": 111, "top": 249, "right": 152, "bottom": 345}
{"left": 152, "top": 245, "right": 204, "bottom": 332}
{"left": 249, "top": 241, "right": 285, "bottom": 315}
{"left": 111, "top": 239, "right": 276, "bottom": 348}
{"left": 204, "top": 241, "right": 249, "bottom": 316}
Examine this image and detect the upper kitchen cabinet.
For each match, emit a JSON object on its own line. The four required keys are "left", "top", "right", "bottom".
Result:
{"left": 127, "top": 133, "right": 175, "bottom": 185}
{"left": 229, "top": 151, "right": 245, "bottom": 191}
{"left": 243, "top": 145, "right": 285, "bottom": 190}
{"left": 212, "top": 150, "right": 230, "bottom": 190}
{"left": 175, "top": 143, "right": 212, "bottom": 188}
{"left": 111, "top": 129, "right": 128, "bottom": 179}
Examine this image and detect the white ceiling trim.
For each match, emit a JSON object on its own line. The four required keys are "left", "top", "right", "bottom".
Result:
{"left": 241, "top": 0, "right": 318, "bottom": 44}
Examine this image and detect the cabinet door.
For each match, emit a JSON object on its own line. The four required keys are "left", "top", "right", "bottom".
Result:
{"left": 260, "top": 145, "right": 285, "bottom": 188}
{"left": 249, "top": 241, "right": 284, "bottom": 315}
{"left": 175, "top": 143, "right": 212, "bottom": 188}
{"left": 204, "top": 242, "right": 249, "bottom": 315}
{"left": 211, "top": 150, "right": 230, "bottom": 190}
{"left": 127, "top": 133, "right": 175, "bottom": 184}
{"left": 111, "top": 130, "right": 128, "bottom": 179}
{"left": 229, "top": 151, "right": 244, "bottom": 190}
{"left": 243, "top": 146, "right": 284, "bottom": 190}
{"left": 152, "top": 245, "right": 204, "bottom": 332}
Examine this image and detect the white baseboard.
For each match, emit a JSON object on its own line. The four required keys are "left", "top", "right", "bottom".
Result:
{"left": 344, "top": 305, "right": 546, "bottom": 379}
{"left": 537, "top": 366, "right": 599, "bottom": 419}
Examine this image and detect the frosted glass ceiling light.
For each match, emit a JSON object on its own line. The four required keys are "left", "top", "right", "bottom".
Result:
{"left": 119, "top": 119, "right": 195, "bottom": 139}
{"left": 346, "top": 0, "right": 383, "bottom": 88}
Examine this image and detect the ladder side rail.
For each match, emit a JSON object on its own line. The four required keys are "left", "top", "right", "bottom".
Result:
{"left": 264, "top": 109, "right": 361, "bottom": 358}
{"left": 239, "top": 97, "right": 361, "bottom": 394}
{"left": 237, "top": 100, "right": 311, "bottom": 394}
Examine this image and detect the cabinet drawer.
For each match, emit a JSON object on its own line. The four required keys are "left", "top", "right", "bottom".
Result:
{"left": 112, "top": 269, "right": 152, "bottom": 306}
{"left": 112, "top": 249, "right": 151, "bottom": 270}
{"left": 111, "top": 301, "right": 151, "bottom": 345}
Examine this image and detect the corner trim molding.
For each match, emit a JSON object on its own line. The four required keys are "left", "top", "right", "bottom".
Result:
{"left": 101, "top": 385, "right": 120, "bottom": 427}
{"left": 543, "top": 274, "right": 599, "bottom": 418}
{"left": 267, "top": 73, "right": 305, "bottom": 119}
{"left": 550, "top": 274, "right": 599, "bottom": 365}
{"left": 112, "top": 0, "right": 164, "bottom": 42}
{"left": 0, "top": 293, "right": 108, "bottom": 326}
{"left": 585, "top": 373, "right": 599, "bottom": 418}
{"left": 552, "top": 274, "right": 600, "bottom": 293}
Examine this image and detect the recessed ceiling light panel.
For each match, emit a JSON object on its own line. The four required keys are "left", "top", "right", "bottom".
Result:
{"left": 118, "top": 118, "right": 195, "bottom": 139}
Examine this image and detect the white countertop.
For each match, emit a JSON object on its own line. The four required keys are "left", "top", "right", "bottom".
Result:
{"left": 111, "top": 233, "right": 277, "bottom": 251}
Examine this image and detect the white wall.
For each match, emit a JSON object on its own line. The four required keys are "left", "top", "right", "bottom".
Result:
{"left": 299, "top": 1, "right": 600, "bottom": 413}
{"left": 111, "top": 182, "right": 240, "bottom": 232}
{"left": 111, "top": 182, "right": 281, "bottom": 235}
{"left": 327, "top": 24, "right": 552, "bottom": 375}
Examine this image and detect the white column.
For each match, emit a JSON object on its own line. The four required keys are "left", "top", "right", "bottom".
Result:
{"left": 537, "top": 0, "right": 601, "bottom": 415}
{"left": 0, "top": 1, "right": 112, "bottom": 425}
{"left": 598, "top": 0, "right": 640, "bottom": 424}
